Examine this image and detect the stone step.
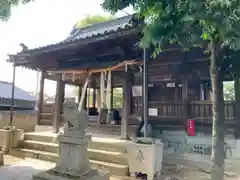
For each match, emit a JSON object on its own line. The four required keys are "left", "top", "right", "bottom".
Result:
{"left": 24, "top": 133, "right": 55, "bottom": 143}
{"left": 110, "top": 175, "right": 136, "bottom": 180}
{"left": 23, "top": 140, "right": 128, "bottom": 165}
{"left": 24, "top": 133, "right": 128, "bottom": 152}
{"left": 23, "top": 140, "right": 57, "bottom": 153}
{"left": 89, "top": 138, "right": 128, "bottom": 153}
{"left": 10, "top": 148, "right": 129, "bottom": 176}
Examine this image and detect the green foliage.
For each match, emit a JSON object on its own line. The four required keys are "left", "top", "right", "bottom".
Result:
{"left": 112, "top": 88, "right": 123, "bottom": 108}
{"left": 102, "top": 1, "right": 240, "bottom": 179}
{"left": 223, "top": 82, "right": 234, "bottom": 101}
{"left": 102, "top": 0, "right": 240, "bottom": 53}
{"left": 74, "top": 14, "right": 114, "bottom": 29}
{"left": 0, "top": 0, "right": 32, "bottom": 21}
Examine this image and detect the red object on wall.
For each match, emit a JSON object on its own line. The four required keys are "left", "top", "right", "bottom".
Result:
{"left": 187, "top": 119, "right": 195, "bottom": 136}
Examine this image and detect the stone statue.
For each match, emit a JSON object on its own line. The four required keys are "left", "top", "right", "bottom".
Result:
{"left": 33, "top": 99, "right": 109, "bottom": 180}
{"left": 62, "top": 103, "right": 88, "bottom": 132}
{"left": 52, "top": 103, "right": 87, "bottom": 143}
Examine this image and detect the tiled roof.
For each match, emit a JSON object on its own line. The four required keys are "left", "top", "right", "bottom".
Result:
{"left": 65, "top": 15, "right": 134, "bottom": 42}
{"left": 11, "top": 15, "right": 137, "bottom": 56}
{"left": 0, "top": 81, "right": 36, "bottom": 102}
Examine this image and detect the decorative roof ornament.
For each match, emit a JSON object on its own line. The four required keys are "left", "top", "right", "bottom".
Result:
{"left": 19, "top": 43, "right": 28, "bottom": 52}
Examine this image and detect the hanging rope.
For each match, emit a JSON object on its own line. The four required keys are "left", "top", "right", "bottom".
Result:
{"left": 48, "top": 60, "right": 139, "bottom": 75}
{"left": 77, "top": 73, "right": 92, "bottom": 111}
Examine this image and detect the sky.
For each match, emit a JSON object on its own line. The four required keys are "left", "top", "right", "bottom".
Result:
{"left": 0, "top": 0, "right": 131, "bottom": 96}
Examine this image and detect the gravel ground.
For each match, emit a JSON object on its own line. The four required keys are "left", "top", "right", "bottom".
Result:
{"left": 161, "top": 163, "right": 239, "bottom": 180}
{"left": 0, "top": 155, "right": 239, "bottom": 180}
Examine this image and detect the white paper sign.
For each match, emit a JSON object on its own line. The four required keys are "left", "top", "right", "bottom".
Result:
{"left": 132, "top": 86, "right": 142, "bottom": 97}
{"left": 148, "top": 108, "right": 158, "bottom": 116}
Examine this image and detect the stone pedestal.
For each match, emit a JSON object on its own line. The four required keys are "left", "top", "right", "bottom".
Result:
{"left": 32, "top": 110, "right": 109, "bottom": 180}
{"left": 127, "top": 138, "right": 163, "bottom": 180}
{"left": 0, "top": 128, "right": 24, "bottom": 154}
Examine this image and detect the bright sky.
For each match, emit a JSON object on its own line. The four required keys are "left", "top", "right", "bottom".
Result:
{"left": 0, "top": 0, "right": 131, "bottom": 96}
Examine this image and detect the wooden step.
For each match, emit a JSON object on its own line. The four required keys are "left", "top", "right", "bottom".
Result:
{"left": 23, "top": 140, "right": 128, "bottom": 165}
{"left": 10, "top": 148, "right": 129, "bottom": 176}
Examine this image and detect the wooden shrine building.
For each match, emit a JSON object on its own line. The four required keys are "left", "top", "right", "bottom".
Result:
{"left": 8, "top": 15, "right": 238, "bottom": 138}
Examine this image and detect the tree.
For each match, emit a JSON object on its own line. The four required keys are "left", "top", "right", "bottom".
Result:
{"left": 70, "top": 14, "right": 114, "bottom": 35}
{"left": 0, "top": 0, "right": 32, "bottom": 20}
{"left": 102, "top": 1, "right": 240, "bottom": 180}
{"left": 75, "top": 14, "right": 113, "bottom": 28}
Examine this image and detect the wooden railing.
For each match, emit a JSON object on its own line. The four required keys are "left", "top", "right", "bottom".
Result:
{"left": 42, "top": 103, "right": 55, "bottom": 113}
{"left": 189, "top": 101, "right": 235, "bottom": 121}
{"left": 149, "top": 101, "right": 185, "bottom": 118}
{"left": 132, "top": 99, "right": 236, "bottom": 122}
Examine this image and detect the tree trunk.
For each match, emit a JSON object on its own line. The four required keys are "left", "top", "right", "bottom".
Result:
{"left": 210, "top": 41, "right": 225, "bottom": 180}
{"left": 234, "top": 78, "right": 240, "bottom": 138}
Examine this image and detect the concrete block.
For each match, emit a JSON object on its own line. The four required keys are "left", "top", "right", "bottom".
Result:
{"left": 0, "top": 128, "right": 23, "bottom": 153}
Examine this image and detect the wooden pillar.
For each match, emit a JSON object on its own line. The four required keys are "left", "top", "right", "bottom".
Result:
{"left": 111, "top": 87, "right": 114, "bottom": 110}
{"left": 53, "top": 75, "right": 64, "bottom": 133}
{"left": 92, "top": 88, "right": 96, "bottom": 108}
{"left": 96, "top": 88, "right": 100, "bottom": 109}
{"left": 100, "top": 72, "right": 106, "bottom": 108}
{"left": 37, "top": 71, "right": 46, "bottom": 125}
{"left": 175, "top": 84, "right": 178, "bottom": 101}
{"left": 204, "top": 82, "right": 209, "bottom": 100}
{"left": 143, "top": 48, "right": 149, "bottom": 137}
{"left": 60, "top": 83, "right": 65, "bottom": 114}
{"left": 97, "top": 72, "right": 106, "bottom": 127}
{"left": 91, "top": 79, "right": 96, "bottom": 108}
{"left": 87, "top": 87, "right": 90, "bottom": 114}
{"left": 234, "top": 78, "right": 240, "bottom": 138}
{"left": 121, "top": 68, "right": 132, "bottom": 139}
{"left": 10, "top": 60, "right": 16, "bottom": 126}
{"left": 182, "top": 77, "right": 189, "bottom": 126}
{"left": 107, "top": 71, "right": 114, "bottom": 123}
{"left": 84, "top": 88, "right": 88, "bottom": 110}
{"left": 78, "top": 86, "right": 82, "bottom": 104}
{"left": 200, "top": 83, "right": 205, "bottom": 100}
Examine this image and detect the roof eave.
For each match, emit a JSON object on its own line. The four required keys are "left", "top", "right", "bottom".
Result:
{"left": 11, "top": 27, "right": 141, "bottom": 64}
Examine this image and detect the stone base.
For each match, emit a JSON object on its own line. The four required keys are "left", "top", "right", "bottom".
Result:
{"left": 32, "top": 168, "right": 109, "bottom": 180}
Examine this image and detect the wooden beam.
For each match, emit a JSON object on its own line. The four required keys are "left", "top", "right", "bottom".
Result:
{"left": 49, "top": 60, "right": 139, "bottom": 74}
{"left": 13, "top": 28, "right": 138, "bottom": 58}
